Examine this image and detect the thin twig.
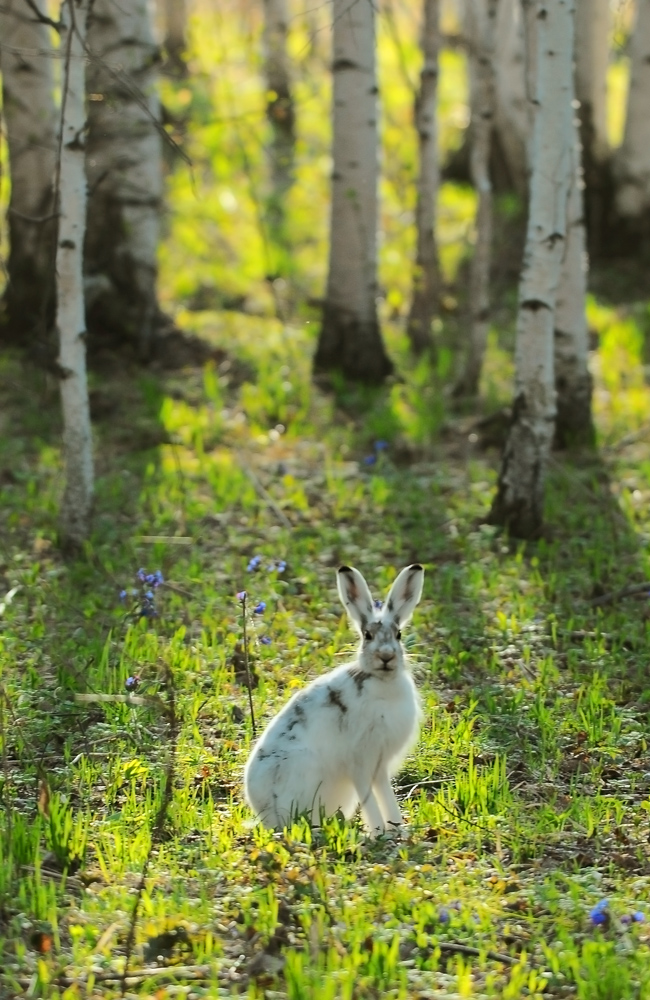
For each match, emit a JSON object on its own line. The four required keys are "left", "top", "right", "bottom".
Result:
{"left": 239, "top": 460, "right": 292, "bottom": 530}
{"left": 121, "top": 664, "right": 178, "bottom": 996}
{"left": 23, "top": 0, "right": 60, "bottom": 31}
{"left": 240, "top": 594, "right": 257, "bottom": 739}
{"left": 588, "top": 581, "right": 650, "bottom": 608}
{"left": 436, "top": 941, "right": 518, "bottom": 966}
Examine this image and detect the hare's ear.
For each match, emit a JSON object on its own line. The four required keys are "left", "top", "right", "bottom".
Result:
{"left": 337, "top": 565, "right": 375, "bottom": 633}
{"left": 383, "top": 564, "right": 424, "bottom": 627}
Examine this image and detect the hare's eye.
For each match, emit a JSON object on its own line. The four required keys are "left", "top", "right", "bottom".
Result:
{"left": 364, "top": 630, "right": 372, "bottom": 641}
{"left": 396, "top": 630, "right": 402, "bottom": 641}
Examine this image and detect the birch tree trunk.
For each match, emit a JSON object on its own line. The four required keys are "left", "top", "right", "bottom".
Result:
{"left": 162, "top": 0, "right": 187, "bottom": 75}
{"left": 313, "top": 0, "right": 392, "bottom": 384}
{"left": 455, "top": 0, "right": 498, "bottom": 396}
{"left": 492, "top": 0, "right": 529, "bottom": 196}
{"left": 85, "top": 0, "right": 163, "bottom": 356}
{"left": 406, "top": 0, "right": 440, "bottom": 355}
{"left": 488, "top": 0, "right": 574, "bottom": 539}
{"left": 263, "top": 0, "right": 295, "bottom": 266}
{"left": 574, "top": 0, "right": 609, "bottom": 249}
{"left": 574, "top": 0, "right": 609, "bottom": 166}
{"left": 57, "top": 0, "right": 94, "bottom": 547}
{"left": 0, "top": 0, "right": 57, "bottom": 346}
{"left": 554, "top": 113, "right": 594, "bottom": 448}
{"left": 615, "top": 0, "right": 650, "bottom": 222}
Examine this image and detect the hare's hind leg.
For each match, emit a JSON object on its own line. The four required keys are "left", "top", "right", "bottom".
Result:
{"left": 373, "top": 769, "right": 402, "bottom": 829}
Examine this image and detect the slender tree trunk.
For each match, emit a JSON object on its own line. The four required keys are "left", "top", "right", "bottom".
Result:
{"left": 554, "top": 112, "right": 595, "bottom": 448}
{"left": 407, "top": 0, "right": 441, "bottom": 355}
{"left": 85, "top": 0, "right": 163, "bottom": 356}
{"left": 263, "top": 0, "right": 295, "bottom": 263}
{"left": 57, "top": 0, "right": 94, "bottom": 547}
{"left": 574, "top": 0, "right": 610, "bottom": 251}
{"left": 574, "top": 0, "right": 609, "bottom": 166}
{"left": 313, "top": 0, "right": 392, "bottom": 384}
{"left": 614, "top": 0, "right": 650, "bottom": 223}
{"left": 454, "top": 0, "right": 498, "bottom": 396}
{"left": 0, "top": 0, "right": 57, "bottom": 347}
{"left": 162, "top": 0, "right": 188, "bottom": 75}
{"left": 488, "top": 0, "right": 575, "bottom": 539}
{"left": 492, "top": 0, "right": 529, "bottom": 196}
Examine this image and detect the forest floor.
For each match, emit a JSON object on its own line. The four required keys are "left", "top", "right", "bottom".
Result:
{"left": 2, "top": 301, "right": 650, "bottom": 999}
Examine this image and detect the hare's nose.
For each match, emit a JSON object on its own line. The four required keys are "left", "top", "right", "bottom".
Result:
{"left": 379, "top": 652, "right": 395, "bottom": 665}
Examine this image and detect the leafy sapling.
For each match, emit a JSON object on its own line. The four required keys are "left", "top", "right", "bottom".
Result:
{"left": 244, "top": 563, "right": 425, "bottom": 837}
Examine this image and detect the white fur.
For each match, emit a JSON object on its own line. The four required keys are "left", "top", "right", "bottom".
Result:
{"left": 244, "top": 564, "right": 424, "bottom": 835}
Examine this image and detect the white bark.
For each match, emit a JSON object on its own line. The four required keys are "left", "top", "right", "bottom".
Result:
{"left": 0, "top": 0, "right": 57, "bottom": 341}
{"left": 263, "top": 0, "right": 295, "bottom": 253}
{"left": 554, "top": 111, "right": 594, "bottom": 447}
{"left": 574, "top": 0, "right": 610, "bottom": 165}
{"left": 489, "top": 0, "right": 575, "bottom": 538}
{"left": 163, "top": 0, "right": 187, "bottom": 72}
{"left": 456, "top": 0, "right": 498, "bottom": 395}
{"left": 314, "top": 0, "right": 392, "bottom": 383}
{"left": 615, "top": 0, "right": 650, "bottom": 218}
{"left": 85, "top": 0, "right": 163, "bottom": 353}
{"left": 493, "top": 0, "right": 529, "bottom": 195}
{"left": 407, "top": 0, "right": 441, "bottom": 354}
{"left": 57, "top": 0, "right": 94, "bottom": 546}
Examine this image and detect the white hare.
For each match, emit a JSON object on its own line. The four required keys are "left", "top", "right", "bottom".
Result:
{"left": 244, "top": 563, "right": 424, "bottom": 836}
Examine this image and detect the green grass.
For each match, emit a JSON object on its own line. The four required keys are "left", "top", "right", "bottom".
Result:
{"left": 2, "top": 302, "right": 650, "bottom": 996}
{"left": 2, "top": 1, "right": 650, "bottom": 996}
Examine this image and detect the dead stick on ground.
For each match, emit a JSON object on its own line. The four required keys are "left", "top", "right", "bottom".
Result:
{"left": 239, "top": 459, "right": 292, "bottom": 530}
{"left": 588, "top": 581, "right": 650, "bottom": 607}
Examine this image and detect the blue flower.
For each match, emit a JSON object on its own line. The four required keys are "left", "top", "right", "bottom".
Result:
{"left": 374, "top": 599, "right": 383, "bottom": 609}
{"left": 590, "top": 900, "right": 610, "bottom": 926}
{"left": 374, "top": 440, "right": 389, "bottom": 451}
{"left": 276, "top": 560, "right": 287, "bottom": 573}
{"left": 145, "top": 573, "right": 155, "bottom": 585}
{"left": 236, "top": 590, "right": 247, "bottom": 601}
{"left": 119, "top": 589, "right": 127, "bottom": 601}
{"left": 633, "top": 911, "right": 645, "bottom": 923}
{"left": 247, "top": 555, "right": 262, "bottom": 572}
{"left": 137, "top": 568, "right": 147, "bottom": 582}
{"left": 253, "top": 601, "right": 266, "bottom": 614}
{"left": 153, "top": 570, "right": 164, "bottom": 587}
{"left": 125, "top": 675, "right": 140, "bottom": 691}
{"left": 363, "top": 454, "right": 377, "bottom": 466}
{"left": 438, "top": 907, "right": 450, "bottom": 924}
{"left": 145, "top": 590, "right": 154, "bottom": 599}
{"left": 260, "top": 636, "right": 272, "bottom": 645}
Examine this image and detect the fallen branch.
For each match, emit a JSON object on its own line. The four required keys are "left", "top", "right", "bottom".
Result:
{"left": 239, "top": 459, "right": 292, "bottom": 530}
{"left": 436, "top": 941, "right": 517, "bottom": 966}
{"left": 588, "top": 582, "right": 650, "bottom": 608}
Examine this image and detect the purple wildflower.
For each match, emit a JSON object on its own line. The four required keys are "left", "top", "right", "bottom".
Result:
{"left": 374, "top": 599, "right": 383, "bottom": 609}
{"left": 153, "top": 570, "right": 164, "bottom": 587}
{"left": 247, "top": 555, "right": 263, "bottom": 572}
{"left": 374, "top": 440, "right": 389, "bottom": 451}
{"left": 438, "top": 907, "right": 450, "bottom": 924}
{"left": 125, "top": 675, "right": 140, "bottom": 692}
{"left": 260, "top": 636, "right": 272, "bottom": 645}
{"left": 137, "top": 568, "right": 147, "bottom": 582}
{"left": 236, "top": 591, "right": 247, "bottom": 601}
{"left": 119, "top": 589, "right": 127, "bottom": 601}
{"left": 363, "top": 454, "right": 377, "bottom": 466}
{"left": 277, "top": 560, "right": 287, "bottom": 573}
{"left": 253, "top": 601, "right": 266, "bottom": 614}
